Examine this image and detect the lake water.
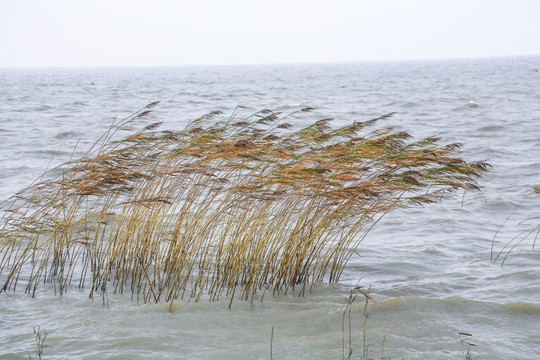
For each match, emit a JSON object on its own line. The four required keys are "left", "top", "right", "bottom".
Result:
{"left": 1, "top": 57, "right": 539, "bottom": 359}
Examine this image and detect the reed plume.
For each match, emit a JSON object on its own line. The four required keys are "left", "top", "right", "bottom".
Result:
{"left": 0, "top": 103, "right": 489, "bottom": 305}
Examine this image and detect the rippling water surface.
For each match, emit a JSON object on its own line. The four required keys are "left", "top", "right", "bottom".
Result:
{"left": 1, "top": 57, "right": 540, "bottom": 359}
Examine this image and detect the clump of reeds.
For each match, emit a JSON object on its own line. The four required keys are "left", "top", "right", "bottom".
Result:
{"left": 0, "top": 103, "right": 489, "bottom": 305}
{"left": 459, "top": 332, "right": 477, "bottom": 360}
{"left": 30, "top": 327, "right": 48, "bottom": 360}
{"left": 342, "top": 285, "right": 378, "bottom": 360}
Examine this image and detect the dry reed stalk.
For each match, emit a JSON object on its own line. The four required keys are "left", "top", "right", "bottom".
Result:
{"left": 492, "top": 187, "right": 540, "bottom": 265}
{"left": 0, "top": 103, "right": 489, "bottom": 305}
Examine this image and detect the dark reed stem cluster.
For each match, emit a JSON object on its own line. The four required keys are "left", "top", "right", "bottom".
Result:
{"left": 0, "top": 103, "right": 489, "bottom": 305}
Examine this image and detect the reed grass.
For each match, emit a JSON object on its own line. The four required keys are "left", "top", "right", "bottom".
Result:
{"left": 492, "top": 187, "right": 540, "bottom": 265}
{"left": 30, "top": 326, "right": 48, "bottom": 360}
{"left": 459, "top": 332, "right": 477, "bottom": 360}
{"left": 0, "top": 103, "right": 489, "bottom": 305}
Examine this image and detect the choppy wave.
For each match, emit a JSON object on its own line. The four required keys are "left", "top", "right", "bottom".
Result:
{"left": 23, "top": 149, "right": 72, "bottom": 157}
{"left": 55, "top": 130, "right": 80, "bottom": 139}
{"left": 371, "top": 295, "right": 540, "bottom": 315}
{"left": 32, "top": 104, "right": 54, "bottom": 111}
{"left": 502, "top": 301, "right": 540, "bottom": 314}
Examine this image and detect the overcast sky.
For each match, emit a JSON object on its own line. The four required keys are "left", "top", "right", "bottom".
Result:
{"left": 1, "top": 0, "right": 539, "bottom": 68}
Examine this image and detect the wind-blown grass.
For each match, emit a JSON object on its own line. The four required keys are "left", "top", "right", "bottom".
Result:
{"left": 492, "top": 186, "right": 540, "bottom": 265}
{"left": 0, "top": 103, "right": 489, "bottom": 305}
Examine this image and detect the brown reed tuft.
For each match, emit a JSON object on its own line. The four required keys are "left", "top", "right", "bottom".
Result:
{"left": 0, "top": 103, "right": 489, "bottom": 305}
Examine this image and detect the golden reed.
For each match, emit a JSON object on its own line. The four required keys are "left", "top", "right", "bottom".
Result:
{"left": 0, "top": 103, "right": 489, "bottom": 305}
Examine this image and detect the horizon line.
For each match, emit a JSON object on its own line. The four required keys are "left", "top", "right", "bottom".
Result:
{"left": 1, "top": 53, "right": 539, "bottom": 70}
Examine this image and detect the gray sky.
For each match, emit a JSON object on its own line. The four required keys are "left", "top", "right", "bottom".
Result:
{"left": 1, "top": 0, "right": 539, "bottom": 67}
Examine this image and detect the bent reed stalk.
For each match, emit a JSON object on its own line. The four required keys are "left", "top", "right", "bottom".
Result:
{"left": 491, "top": 186, "right": 540, "bottom": 265}
{"left": 0, "top": 103, "right": 489, "bottom": 305}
